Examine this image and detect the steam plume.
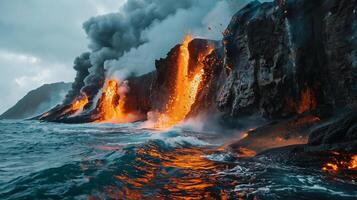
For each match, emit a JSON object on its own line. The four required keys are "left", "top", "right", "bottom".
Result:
{"left": 64, "top": 0, "right": 251, "bottom": 105}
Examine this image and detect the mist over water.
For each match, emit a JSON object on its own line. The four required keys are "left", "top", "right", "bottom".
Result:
{"left": 0, "top": 120, "right": 356, "bottom": 199}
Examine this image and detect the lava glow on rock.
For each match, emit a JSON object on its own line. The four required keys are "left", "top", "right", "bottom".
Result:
{"left": 70, "top": 95, "right": 89, "bottom": 111}
{"left": 62, "top": 95, "right": 88, "bottom": 115}
{"left": 95, "top": 79, "right": 128, "bottom": 123}
{"left": 298, "top": 87, "right": 317, "bottom": 114}
{"left": 322, "top": 154, "right": 357, "bottom": 172}
{"left": 154, "top": 35, "right": 214, "bottom": 129}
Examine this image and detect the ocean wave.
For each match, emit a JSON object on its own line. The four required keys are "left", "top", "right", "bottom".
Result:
{"left": 1, "top": 121, "right": 357, "bottom": 199}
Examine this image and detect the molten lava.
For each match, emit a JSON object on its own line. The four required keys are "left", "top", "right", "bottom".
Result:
{"left": 298, "top": 87, "right": 317, "bottom": 114}
{"left": 322, "top": 154, "right": 357, "bottom": 172}
{"left": 348, "top": 155, "right": 357, "bottom": 170}
{"left": 95, "top": 79, "right": 128, "bottom": 123}
{"left": 62, "top": 95, "right": 88, "bottom": 115}
{"left": 70, "top": 95, "right": 89, "bottom": 111}
{"left": 322, "top": 163, "right": 339, "bottom": 172}
{"left": 154, "top": 35, "right": 214, "bottom": 128}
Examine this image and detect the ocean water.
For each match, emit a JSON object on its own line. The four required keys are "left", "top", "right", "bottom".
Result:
{"left": 0, "top": 120, "right": 356, "bottom": 200}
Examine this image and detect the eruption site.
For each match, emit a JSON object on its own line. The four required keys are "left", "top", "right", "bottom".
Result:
{"left": 2, "top": 0, "right": 357, "bottom": 199}
{"left": 153, "top": 35, "right": 214, "bottom": 128}
{"left": 35, "top": 0, "right": 356, "bottom": 182}
{"left": 38, "top": 35, "right": 218, "bottom": 128}
{"left": 94, "top": 79, "right": 128, "bottom": 123}
{"left": 69, "top": 96, "right": 89, "bottom": 112}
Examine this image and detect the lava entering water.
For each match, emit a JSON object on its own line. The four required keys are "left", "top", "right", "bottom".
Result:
{"left": 95, "top": 79, "right": 129, "bottom": 123}
{"left": 62, "top": 95, "right": 88, "bottom": 115}
{"left": 154, "top": 35, "right": 214, "bottom": 128}
{"left": 70, "top": 96, "right": 89, "bottom": 111}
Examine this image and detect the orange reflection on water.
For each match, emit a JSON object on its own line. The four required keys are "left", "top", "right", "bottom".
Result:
{"left": 111, "top": 145, "right": 233, "bottom": 199}
{"left": 161, "top": 148, "right": 219, "bottom": 170}
{"left": 105, "top": 186, "right": 142, "bottom": 200}
{"left": 161, "top": 148, "right": 230, "bottom": 200}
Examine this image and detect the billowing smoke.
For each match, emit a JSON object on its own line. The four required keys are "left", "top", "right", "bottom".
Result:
{"left": 64, "top": 0, "right": 251, "bottom": 105}
{"left": 63, "top": 52, "right": 91, "bottom": 104}
{"left": 115, "top": 0, "right": 253, "bottom": 75}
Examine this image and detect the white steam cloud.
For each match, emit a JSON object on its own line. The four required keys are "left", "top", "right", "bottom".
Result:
{"left": 70, "top": 0, "right": 251, "bottom": 101}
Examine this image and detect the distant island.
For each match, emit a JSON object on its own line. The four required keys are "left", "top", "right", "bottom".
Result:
{"left": 0, "top": 82, "right": 72, "bottom": 119}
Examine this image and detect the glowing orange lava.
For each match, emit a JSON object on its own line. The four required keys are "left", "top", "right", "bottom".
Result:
{"left": 322, "top": 154, "right": 357, "bottom": 172}
{"left": 70, "top": 95, "right": 89, "bottom": 111}
{"left": 154, "top": 35, "right": 214, "bottom": 128}
{"left": 95, "top": 79, "right": 128, "bottom": 123}
{"left": 298, "top": 87, "right": 317, "bottom": 114}
{"left": 348, "top": 155, "right": 357, "bottom": 170}
{"left": 62, "top": 95, "right": 88, "bottom": 115}
{"left": 322, "top": 163, "right": 339, "bottom": 172}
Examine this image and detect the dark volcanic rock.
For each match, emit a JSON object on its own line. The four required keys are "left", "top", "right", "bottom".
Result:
{"left": 150, "top": 44, "right": 180, "bottom": 112}
{"left": 123, "top": 72, "right": 154, "bottom": 114}
{"left": 254, "top": 109, "right": 357, "bottom": 168}
{"left": 256, "top": 144, "right": 357, "bottom": 169}
{"left": 227, "top": 115, "right": 321, "bottom": 153}
{"left": 308, "top": 110, "right": 357, "bottom": 146}
{"left": 223, "top": 0, "right": 357, "bottom": 171}
{"left": 218, "top": 0, "right": 357, "bottom": 118}
{"left": 0, "top": 82, "right": 71, "bottom": 120}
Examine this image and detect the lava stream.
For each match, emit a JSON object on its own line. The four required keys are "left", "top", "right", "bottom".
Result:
{"left": 154, "top": 35, "right": 213, "bottom": 128}
{"left": 95, "top": 79, "right": 128, "bottom": 123}
{"left": 62, "top": 95, "right": 88, "bottom": 115}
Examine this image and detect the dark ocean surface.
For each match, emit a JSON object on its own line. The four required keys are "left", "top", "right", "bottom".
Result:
{"left": 0, "top": 120, "right": 356, "bottom": 200}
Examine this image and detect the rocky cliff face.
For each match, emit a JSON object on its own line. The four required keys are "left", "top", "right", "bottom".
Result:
{"left": 220, "top": 0, "right": 357, "bottom": 165}
{"left": 218, "top": 0, "right": 356, "bottom": 118}
{"left": 122, "top": 72, "right": 154, "bottom": 114}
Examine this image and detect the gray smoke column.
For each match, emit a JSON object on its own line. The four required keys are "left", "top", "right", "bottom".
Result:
{"left": 63, "top": 52, "right": 91, "bottom": 104}
{"left": 80, "top": 0, "right": 193, "bottom": 101}
{"left": 64, "top": 0, "right": 252, "bottom": 104}
{"left": 116, "top": 0, "right": 251, "bottom": 75}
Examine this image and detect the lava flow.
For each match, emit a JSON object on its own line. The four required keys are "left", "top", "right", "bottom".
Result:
{"left": 154, "top": 35, "right": 214, "bottom": 128}
{"left": 95, "top": 79, "right": 129, "bottom": 123}
{"left": 63, "top": 95, "right": 88, "bottom": 115}
{"left": 322, "top": 154, "right": 357, "bottom": 172}
{"left": 298, "top": 87, "right": 317, "bottom": 114}
{"left": 70, "top": 95, "right": 89, "bottom": 111}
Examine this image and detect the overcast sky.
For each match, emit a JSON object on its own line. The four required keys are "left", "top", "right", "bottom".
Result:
{"left": 0, "top": 0, "right": 126, "bottom": 113}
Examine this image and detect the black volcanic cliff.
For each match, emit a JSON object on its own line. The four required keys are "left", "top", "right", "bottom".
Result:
{"left": 220, "top": 0, "right": 357, "bottom": 166}
{"left": 218, "top": 0, "right": 356, "bottom": 119}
